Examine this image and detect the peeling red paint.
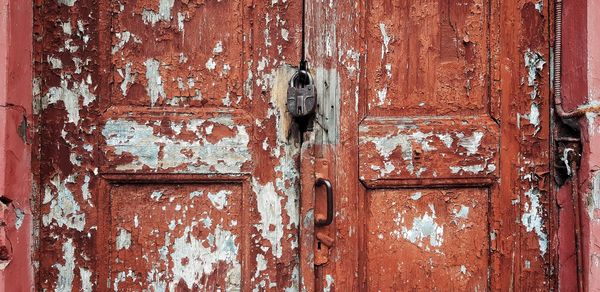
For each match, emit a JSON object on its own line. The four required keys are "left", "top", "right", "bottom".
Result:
{"left": 34, "top": 0, "right": 303, "bottom": 290}
{"left": 307, "top": 0, "right": 555, "bottom": 290}
{"left": 31, "top": 0, "right": 563, "bottom": 291}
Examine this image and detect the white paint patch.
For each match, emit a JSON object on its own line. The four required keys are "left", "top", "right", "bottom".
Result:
{"left": 456, "top": 132, "right": 484, "bottom": 155}
{"left": 410, "top": 192, "right": 422, "bottom": 200}
{"left": 524, "top": 49, "right": 546, "bottom": 86}
{"left": 144, "top": 58, "right": 165, "bottom": 106}
{"left": 142, "top": 0, "right": 175, "bottom": 26}
{"left": 213, "top": 41, "right": 223, "bottom": 55}
{"left": 385, "top": 63, "right": 392, "bottom": 78}
{"left": 14, "top": 208, "right": 25, "bottom": 230}
{"left": 151, "top": 191, "right": 163, "bottom": 201}
{"left": 367, "top": 130, "right": 437, "bottom": 175}
{"left": 324, "top": 275, "right": 334, "bottom": 292}
{"left": 535, "top": 1, "right": 544, "bottom": 13}
{"left": 48, "top": 56, "right": 63, "bottom": 69}
{"left": 393, "top": 204, "right": 444, "bottom": 249}
{"left": 205, "top": 58, "right": 217, "bottom": 71}
{"left": 170, "top": 225, "right": 241, "bottom": 291}
{"left": 54, "top": 238, "right": 75, "bottom": 291}
{"left": 281, "top": 28, "right": 289, "bottom": 41}
{"left": 116, "top": 228, "right": 132, "bottom": 250}
{"left": 61, "top": 22, "right": 72, "bottom": 35}
{"left": 589, "top": 171, "right": 600, "bottom": 221}
{"left": 377, "top": 87, "right": 388, "bottom": 106}
{"left": 437, "top": 133, "right": 454, "bottom": 148}
{"left": 379, "top": 23, "right": 391, "bottom": 60}
{"left": 112, "top": 31, "right": 131, "bottom": 54}
{"left": 207, "top": 190, "right": 231, "bottom": 210}
{"left": 450, "top": 164, "right": 485, "bottom": 174}
{"left": 189, "top": 191, "right": 203, "bottom": 199}
{"left": 371, "top": 161, "right": 395, "bottom": 176}
{"left": 57, "top": 0, "right": 77, "bottom": 6}
{"left": 119, "top": 62, "right": 136, "bottom": 96}
{"left": 42, "top": 175, "right": 86, "bottom": 231}
{"left": 177, "top": 12, "right": 186, "bottom": 34}
{"left": 252, "top": 180, "right": 283, "bottom": 258}
{"left": 253, "top": 253, "right": 267, "bottom": 280}
{"left": 454, "top": 205, "right": 470, "bottom": 219}
{"left": 521, "top": 187, "right": 548, "bottom": 255}
{"left": 43, "top": 79, "right": 96, "bottom": 125}
{"left": 80, "top": 267, "right": 93, "bottom": 292}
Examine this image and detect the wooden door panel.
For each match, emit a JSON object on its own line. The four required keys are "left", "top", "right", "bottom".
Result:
{"left": 366, "top": 0, "right": 488, "bottom": 116}
{"left": 304, "top": 0, "right": 553, "bottom": 290}
{"left": 100, "top": 110, "right": 252, "bottom": 173}
{"left": 110, "top": 0, "right": 244, "bottom": 108}
{"left": 35, "top": 0, "right": 304, "bottom": 290}
{"left": 359, "top": 116, "right": 499, "bottom": 185}
{"left": 367, "top": 188, "right": 489, "bottom": 291}
{"left": 108, "top": 182, "right": 244, "bottom": 291}
{"left": 359, "top": 1, "right": 497, "bottom": 289}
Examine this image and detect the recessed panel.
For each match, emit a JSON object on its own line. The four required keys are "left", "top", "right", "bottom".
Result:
{"left": 367, "top": 0, "right": 488, "bottom": 116}
{"left": 109, "top": 183, "right": 242, "bottom": 291}
{"left": 367, "top": 188, "right": 489, "bottom": 290}
{"left": 111, "top": 1, "right": 243, "bottom": 107}
{"left": 359, "top": 116, "right": 499, "bottom": 183}
{"left": 101, "top": 111, "right": 252, "bottom": 173}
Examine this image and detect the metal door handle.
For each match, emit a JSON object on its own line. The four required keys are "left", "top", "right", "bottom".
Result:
{"left": 315, "top": 178, "right": 334, "bottom": 226}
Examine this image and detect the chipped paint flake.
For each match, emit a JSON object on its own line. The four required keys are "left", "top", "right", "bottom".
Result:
{"left": 521, "top": 187, "right": 548, "bottom": 255}
{"left": 456, "top": 132, "right": 484, "bottom": 155}
{"left": 144, "top": 58, "right": 165, "bottom": 106}
{"left": 252, "top": 179, "right": 283, "bottom": 258}
{"left": 142, "top": 0, "right": 175, "bottom": 26}
{"left": 524, "top": 49, "right": 546, "bottom": 87}
{"left": 207, "top": 190, "right": 231, "bottom": 210}
{"left": 57, "top": 0, "right": 77, "bottom": 6}
{"left": 42, "top": 175, "right": 86, "bottom": 231}
{"left": 54, "top": 239, "right": 75, "bottom": 291}
{"left": 393, "top": 204, "right": 444, "bottom": 249}
{"left": 379, "top": 23, "right": 391, "bottom": 59}
{"left": 80, "top": 267, "right": 93, "bottom": 292}
{"left": 116, "top": 228, "right": 132, "bottom": 250}
{"left": 170, "top": 225, "right": 241, "bottom": 290}
{"left": 43, "top": 78, "right": 96, "bottom": 125}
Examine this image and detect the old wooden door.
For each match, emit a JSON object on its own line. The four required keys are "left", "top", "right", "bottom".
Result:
{"left": 34, "top": 0, "right": 306, "bottom": 290}
{"left": 35, "top": 0, "right": 554, "bottom": 291}
{"left": 302, "top": 0, "right": 555, "bottom": 291}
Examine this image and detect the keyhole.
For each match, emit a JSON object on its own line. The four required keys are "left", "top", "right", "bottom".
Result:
{"left": 317, "top": 241, "right": 322, "bottom": 250}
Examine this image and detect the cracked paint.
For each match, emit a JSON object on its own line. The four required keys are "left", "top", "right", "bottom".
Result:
{"left": 521, "top": 187, "right": 548, "bottom": 255}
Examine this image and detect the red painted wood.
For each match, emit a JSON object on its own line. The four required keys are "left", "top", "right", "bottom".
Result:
{"left": 561, "top": 0, "right": 600, "bottom": 290}
{"left": 33, "top": 0, "right": 304, "bottom": 290}
{"left": 306, "top": 0, "right": 555, "bottom": 290}
{"left": 0, "top": 0, "right": 33, "bottom": 291}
